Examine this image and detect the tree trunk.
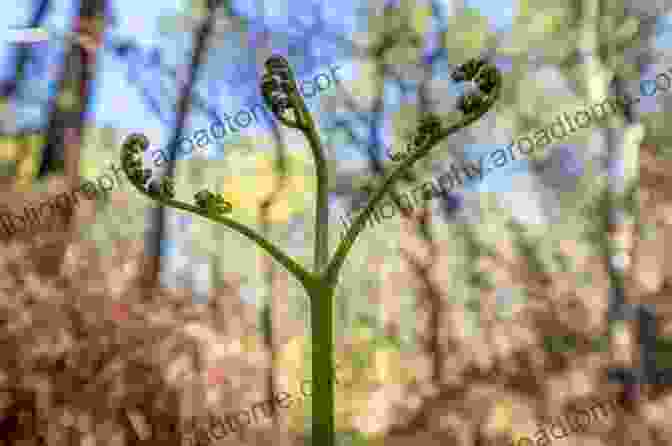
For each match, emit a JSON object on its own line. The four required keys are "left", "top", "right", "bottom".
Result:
{"left": 34, "top": 0, "right": 107, "bottom": 276}
{"left": 141, "top": 0, "right": 217, "bottom": 300}
{"left": 0, "top": 0, "right": 51, "bottom": 101}
{"left": 606, "top": 5, "right": 655, "bottom": 408}
{"left": 0, "top": 0, "right": 51, "bottom": 188}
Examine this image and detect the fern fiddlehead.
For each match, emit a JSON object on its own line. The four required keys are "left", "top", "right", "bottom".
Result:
{"left": 120, "top": 133, "right": 153, "bottom": 188}
{"left": 194, "top": 190, "right": 233, "bottom": 216}
{"left": 119, "top": 131, "right": 313, "bottom": 287}
{"left": 327, "top": 57, "right": 502, "bottom": 282}
{"left": 261, "top": 55, "right": 306, "bottom": 130}
{"left": 120, "top": 55, "right": 501, "bottom": 446}
{"left": 387, "top": 58, "right": 501, "bottom": 163}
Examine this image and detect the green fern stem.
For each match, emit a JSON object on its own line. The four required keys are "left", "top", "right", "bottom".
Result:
{"left": 306, "top": 281, "right": 336, "bottom": 444}
{"left": 120, "top": 56, "right": 501, "bottom": 446}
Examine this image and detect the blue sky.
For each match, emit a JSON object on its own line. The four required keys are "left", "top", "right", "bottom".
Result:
{"left": 1, "top": 0, "right": 512, "bottom": 157}
{"left": 3, "top": 1, "right": 671, "bottom": 199}
{"left": 4, "top": 0, "right": 670, "bottom": 151}
{"left": 1, "top": 0, "right": 360, "bottom": 141}
{"left": 466, "top": 0, "right": 514, "bottom": 30}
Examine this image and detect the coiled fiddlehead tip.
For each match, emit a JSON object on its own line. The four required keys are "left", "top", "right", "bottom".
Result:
{"left": 123, "top": 132, "right": 150, "bottom": 153}
{"left": 265, "top": 54, "right": 291, "bottom": 71}
{"left": 194, "top": 190, "right": 212, "bottom": 208}
{"left": 261, "top": 73, "right": 291, "bottom": 115}
{"left": 121, "top": 132, "right": 151, "bottom": 190}
{"left": 452, "top": 58, "right": 502, "bottom": 115}
{"left": 194, "top": 190, "right": 233, "bottom": 217}
{"left": 260, "top": 55, "right": 303, "bottom": 129}
{"left": 388, "top": 59, "right": 501, "bottom": 163}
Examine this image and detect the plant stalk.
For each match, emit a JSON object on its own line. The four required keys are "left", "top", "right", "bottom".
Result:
{"left": 307, "top": 281, "right": 335, "bottom": 446}
{"left": 300, "top": 74, "right": 334, "bottom": 445}
{"left": 306, "top": 127, "right": 330, "bottom": 273}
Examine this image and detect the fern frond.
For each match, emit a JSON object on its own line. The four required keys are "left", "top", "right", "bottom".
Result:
{"left": 194, "top": 189, "right": 233, "bottom": 217}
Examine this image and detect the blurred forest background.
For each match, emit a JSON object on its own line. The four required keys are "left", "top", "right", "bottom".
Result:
{"left": 1, "top": 0, "right": 672, "bottom": 444}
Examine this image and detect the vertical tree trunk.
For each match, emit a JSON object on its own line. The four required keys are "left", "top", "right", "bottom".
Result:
{"left": 627, "top": 10, "right": 657, "bottom": 404}
{"left": 34, "top": 0, "right": 107, "bottom": 275}
{"left": 141, "top": 0, "right": 217, "bottom": 300}
{"left": 574, "top": 0, "right": 626, "bottom": 401}
{"left": 0, "top": 0, "right": 51, "bottom": 101}
{"left": 0, "top": 0, "right": 51, "bottom": 189}
{"left": 606, "top": 6, "right": 654, "bottom": 410}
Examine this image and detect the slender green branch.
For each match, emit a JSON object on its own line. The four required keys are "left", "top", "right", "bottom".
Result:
{"left": 303, "top": 126, "right": 330, "bottom": 273}
{"left": 121, "top": 56, "right": 501, "bottom": 446}
{"left": 292, "top": 77, "right": 330, "bottom": 273}
{"left": 325, "top": 60, "right": 502, "bottom": 284}
{"left": 259, "top": 56, "right": 336, "bottom": 446}
{"left": 120, "top": 134, "right": 315, "bottom": 288}
{"left": 261, "top": 55, "right": 330, "bottom": 273}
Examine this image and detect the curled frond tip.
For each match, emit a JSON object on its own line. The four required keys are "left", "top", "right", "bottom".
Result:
{"left": 452, "top": 58, "right": 502, "bottom": 115}
{"left": 260, "top": 54, "right": 303, "bottom": 129}
{"left": 121, "top": 132, "right": 152, "bottom": 189}
{"left": 194, "top": 190, "right": 233, "bottom": 216}
{"left": 388, "top": 58, "right": 501, "bottom": 162}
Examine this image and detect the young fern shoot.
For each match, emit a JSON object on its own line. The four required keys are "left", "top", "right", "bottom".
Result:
{"left": 120, "top": 56, "right": 501, "bottom": 446}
